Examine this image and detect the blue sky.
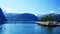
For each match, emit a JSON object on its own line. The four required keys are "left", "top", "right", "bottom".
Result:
{"left": 0, "top": 0, "right": 60, "bottom": 15}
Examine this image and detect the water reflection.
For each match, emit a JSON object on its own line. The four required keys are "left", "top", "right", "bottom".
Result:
{"left": 1, "top": 24, "right": 36, "bottom": 34}
{"left": 35, "top": 24, "right": 60, "bottom": 34}
{"left": 44, "top": 26, "right": 54, "bottom": 34}
{"left": 0, "top": 28, "right": 2, "bottom": 34}
{"left": 0, "top": 22, "right": 60, "bottom": 34}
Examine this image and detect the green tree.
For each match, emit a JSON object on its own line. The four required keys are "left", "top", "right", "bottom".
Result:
{"left": 40, "top": 15, "right": 53, "bottom": 22}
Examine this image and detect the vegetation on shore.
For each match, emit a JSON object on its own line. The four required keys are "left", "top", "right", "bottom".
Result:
{"left": 40, "top": 15, "right": 53, "bottom": 22}
{"left": 38, "top": 15, "right": 56, "bottom": 25}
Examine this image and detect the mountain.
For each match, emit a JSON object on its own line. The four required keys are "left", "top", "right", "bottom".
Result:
{"left": 4, "top": 13, "right": 39, "bottom": 24}
{"left": 4, "top": 13, "right": 18, "bottom": 21}
{"left": 52, "top": 14, "right": 60, "bottom": 22}
{"left": 0, "top": 8, "right": 7, "bottom": 21}
{"left": 0, "top": 8, "right": 7, "bottom": 25}
{"left": 4, "top": 13, "right": 39, "bottom": 21}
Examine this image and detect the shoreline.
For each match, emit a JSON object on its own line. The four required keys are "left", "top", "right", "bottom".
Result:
{"left": 36, "top": 21, "right": 60, "bottom": 26}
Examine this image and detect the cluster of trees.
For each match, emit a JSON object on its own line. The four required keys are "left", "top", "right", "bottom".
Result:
{"left": 40, "top": 15, "right": 53, "bottom": 22}
{"left": 40, "top": 14, "right": 60, "bottom": 22}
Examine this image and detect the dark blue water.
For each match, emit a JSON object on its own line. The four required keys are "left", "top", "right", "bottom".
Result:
{"left": 0, "top": 22, "right": 60, "bottom": 34}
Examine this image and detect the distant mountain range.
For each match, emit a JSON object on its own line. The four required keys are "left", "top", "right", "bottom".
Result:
{"left": 4, "top": 13, "right": 60, "bottom": 22}
{"left": 51, "top": 14, "right": 60, "bottom": 22}
{"left": 4, "top": 13, "right": 39, "bottom": 21}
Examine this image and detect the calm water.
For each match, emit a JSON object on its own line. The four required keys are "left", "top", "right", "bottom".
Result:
{"left": 0, "top": 22, "right": 60, "bottom": 34}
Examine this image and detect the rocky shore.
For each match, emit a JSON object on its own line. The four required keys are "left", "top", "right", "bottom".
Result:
{"left": 36, "top": 21, "right": 60, "bottom": 26}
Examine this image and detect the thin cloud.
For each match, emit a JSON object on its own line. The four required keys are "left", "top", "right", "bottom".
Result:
{"left": 3, "top": 7, "right": 24, "bottom": 14}
{"left": 3, "top": 8, "right": 14, "bottom": 13}
{"left": 47, "top": 10, "right": 55, "bottom": 14}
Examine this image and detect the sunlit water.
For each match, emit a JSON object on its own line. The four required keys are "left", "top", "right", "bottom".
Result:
{"left": 0, "top": 22, "right": 60, "bottom": 34}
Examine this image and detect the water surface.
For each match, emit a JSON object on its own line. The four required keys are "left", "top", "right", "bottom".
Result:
{"left": 0, "top": 22, "right": 60, "bottom": 34}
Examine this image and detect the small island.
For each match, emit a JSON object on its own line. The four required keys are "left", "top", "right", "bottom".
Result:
{"left": 36, "top": 13, "right": 60, "bottom": 26}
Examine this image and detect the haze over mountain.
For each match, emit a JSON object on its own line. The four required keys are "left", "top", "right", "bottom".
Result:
{"left": 5, "top": 13, "right": 39, "bottom": 21}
